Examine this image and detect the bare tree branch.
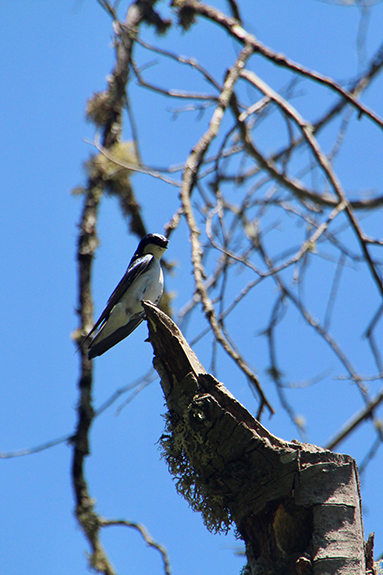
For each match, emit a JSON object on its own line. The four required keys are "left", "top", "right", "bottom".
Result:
{"left": 179, "top": 42, "right": 274, "bottom": 414}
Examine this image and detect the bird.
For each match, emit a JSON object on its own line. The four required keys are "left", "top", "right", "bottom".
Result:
{"left": 84, "top": 233, "right": 169, "bottom": 359}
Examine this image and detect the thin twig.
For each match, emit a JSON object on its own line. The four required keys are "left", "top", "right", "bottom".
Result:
{"left": 100, "top": 519, "right": 171, "bottom": 575}
{"left": 0, "top": 434, "right": 72, "bottom": 459}
{"left": 325, "top": 385, "right": 383, "bottom": 450}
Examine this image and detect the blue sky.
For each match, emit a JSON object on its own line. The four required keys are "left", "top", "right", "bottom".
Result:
{"left": 2, "top": 1, "right": 383, "bottom": 573}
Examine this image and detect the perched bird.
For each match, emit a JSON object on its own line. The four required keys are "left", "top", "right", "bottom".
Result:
{"left": 85, "top": 233, "right": 168, "bottom": 359}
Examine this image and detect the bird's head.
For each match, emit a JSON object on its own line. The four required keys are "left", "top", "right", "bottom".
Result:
{"left": 135, "top": 233, "right": 169, "bottom": 260}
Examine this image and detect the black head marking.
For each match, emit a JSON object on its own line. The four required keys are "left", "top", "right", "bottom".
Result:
{"left": 131, "top": 233, "right": 169, "bottom": 261}
{"left": 140, "top": 233, "right": 168, "bottom": 250}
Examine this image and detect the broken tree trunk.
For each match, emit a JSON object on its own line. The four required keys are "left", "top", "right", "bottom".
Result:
{"left": 143, "top": 301, "right": 372, "bottom": 575}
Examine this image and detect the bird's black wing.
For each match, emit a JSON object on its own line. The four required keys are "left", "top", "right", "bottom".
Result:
{"left": 82, "top": 254, "right": 153, "bottom": 344}
{"left": 87, "top": 317, "right": 144, "bottom": 359}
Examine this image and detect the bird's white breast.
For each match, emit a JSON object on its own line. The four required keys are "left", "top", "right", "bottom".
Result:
{"left": 120, "top": 256, "right": 164, "bottom": 316}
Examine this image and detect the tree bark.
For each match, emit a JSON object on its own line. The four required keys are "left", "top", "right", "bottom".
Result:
{"left": 143, "top": 301, "right": 372, "bottom": 575}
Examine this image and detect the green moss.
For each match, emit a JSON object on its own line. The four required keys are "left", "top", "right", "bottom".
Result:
{"left": 160, "top": 410, "right": 232, "bottom": 534}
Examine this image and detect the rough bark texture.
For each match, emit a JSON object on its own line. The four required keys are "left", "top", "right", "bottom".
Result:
{"left": 143, "top": 301, "right": 370, "bottom": 575}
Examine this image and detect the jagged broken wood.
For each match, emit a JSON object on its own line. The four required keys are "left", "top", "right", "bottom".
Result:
{"left": 143, "top": 301, "right": 373, "bottom": 575}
